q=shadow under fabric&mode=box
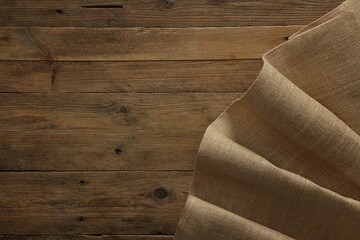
[174,0,360,239]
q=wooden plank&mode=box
[0,236,173,240]
[0,171,191,234]
[0,93,237,132]
[0,26,300,61]
[0,131,200,171]
[0,93,239,170]
[0,60,262,93]
[0,0,343,28]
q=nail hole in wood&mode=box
[79,180,85,185]
[56,9,64,14]
[285,36,290,41]
[82,5,123,9]
[115,148,122,155]
[78,216,84,221]
[153,187,168,199]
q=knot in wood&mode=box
[119,106,127,113]
[114,148,122,155]
[153,187,168,199]
[163,0,175,8]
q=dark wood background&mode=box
[0,1,342,239]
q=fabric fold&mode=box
[190,125,360,239]
[176,196,294,240]
[174,0,360,239]
[229,59,360,200]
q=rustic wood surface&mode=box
[0,26,299,61]
[0,93,239,170]
[0,0,339,239]
[0,171,191,234]
[0,236,173,240]
[0,0,342,27]
[0,60,261,93]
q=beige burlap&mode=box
[174,0,360,239]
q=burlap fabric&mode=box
[174,0,360,239]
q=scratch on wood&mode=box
[25,28,52,60]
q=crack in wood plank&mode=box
[82,5,123,9]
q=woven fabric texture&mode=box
[174,0,360,239]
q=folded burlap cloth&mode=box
[174,0,360,239]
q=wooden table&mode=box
[0,1,342,239]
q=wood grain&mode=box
[0,93,239,170]
[0,171,191,234]
[0,0,338,237]
[0,60,262,93]
[0,26,300,61]
[0,0,342,28]
[0,236,173,240]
